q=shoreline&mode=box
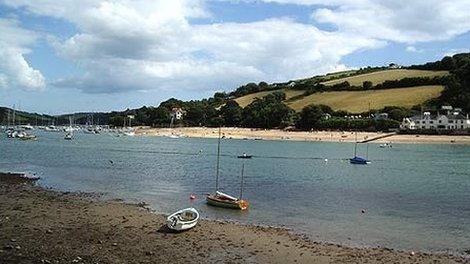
[1,173,468,263]
[135,127,470,145]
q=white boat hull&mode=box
[166,208,199,231]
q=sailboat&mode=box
[350,133,370,165]
[206,127,249,210]
[64,116,74,140]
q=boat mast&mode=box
[366,143,369,160]
[354,132,358,157]
[12,105,15,127]
[215,126,221,192]
[239,162,245,199]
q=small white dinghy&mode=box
[166,208,199,231]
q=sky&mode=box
[0,0,470,114]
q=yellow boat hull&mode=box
[206,195,249,210]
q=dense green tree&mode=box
[296,105,325,130]
[258,81,269,90]
[220,100,243,127]
[272,91,286,101]
[159,98,184,110]
[109,116,125,127]
[148,107,171,126]
[387,108,407,121]
[363,81,373,90]
[242,94,293,128]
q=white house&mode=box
[401,106,470,130]
[388,63,402,69]
[170,107,185,120]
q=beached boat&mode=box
[166,208,199,231]
[206,127,249,210]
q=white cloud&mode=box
[0,19,45,91]
[405,46,424,53]
[443,48,470,57]
[259,0,470,43]
[1,0,384,94]
[2,0,470,95]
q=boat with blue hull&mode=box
[350,156,370,164]
[350,133,370,165]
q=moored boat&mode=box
[206,127,250,210]
[237,153,252,159]
[349,156,370,164]
[206,191,249,210]
[64,132,73,140]
[166,208,199,231]
[350,133,370,165]
[379,142,392,148]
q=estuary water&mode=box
[1,131,469,255]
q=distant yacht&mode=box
[64,132,73,140]
[350,133,370,165]
[64,116,74,140]
[45,125,60,132]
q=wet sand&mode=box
[0,174,468,264]
[136,127,470,145]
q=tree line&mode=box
[409,53,470,113]
[103,90,406,132]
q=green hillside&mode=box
[233,69,448,113]
[235,89,304,108]
[286,85,444,113]
[321,69,448,86]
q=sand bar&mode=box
[136,127,470,145]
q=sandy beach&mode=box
[136,127,470,145]
[1,173,468,264]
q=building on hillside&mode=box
[400,106,470,130]
[388,63,402,69]
[170,108,186,120]
[373,113,389,120]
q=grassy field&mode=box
[321,69,448,86]
[286,85,444,113]
[235,89,304,107]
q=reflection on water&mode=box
[1,131,470,254]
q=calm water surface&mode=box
[1,131,469,255]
